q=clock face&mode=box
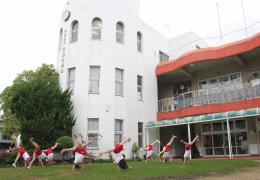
[62,10,70,22]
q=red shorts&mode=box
[18,147,26,155]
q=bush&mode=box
[0,150,19,168]
[56,136,73,150]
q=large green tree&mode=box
[0,64,75,148]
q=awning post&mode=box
[188,123,192,159]
[226,118,233,159]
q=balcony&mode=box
[158,83,260,113]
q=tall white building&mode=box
[57,0,207,157]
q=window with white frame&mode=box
[70,20,79,43]
[89,66,100,94]
[88,118,99,149]
[138,122,143,147]
[68,68,76,94]
[91,17,102,40]
[58,28,63,51]
[137,31,143,52]
[116,22,124,44]
[114,119,123,145]
[137,75,143,101]
[115,68,124,96]
[159,51,169,62]
[198,72,242,90]
[251,70,260,86]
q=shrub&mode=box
[56,136,73,151]
[0,150,19,168]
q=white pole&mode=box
[216,2,223,44]
[188,123,192,159]
[241,0,248,37]
[226,118,233,159]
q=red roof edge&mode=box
[156,32,260,76]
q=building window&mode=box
[159,51,169,62]
[58,28,63,51]
[116,22,124,44]
[251,70,260,86]
[68,68,76,94]
[137,31,143,52]
[88,118,99,149]
[138,122,143,147]
[198,72,242,90]
[89,66,100,94]
[92,17,102,40]
[115,68,124,96]
[115,119,123,145]
[137,75,143,101]
[201,119,248,156]
[70,20,79,43]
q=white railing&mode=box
[158,83,260,113]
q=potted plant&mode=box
[131,142,140,159]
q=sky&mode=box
[0,0,259,92]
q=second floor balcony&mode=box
[158,83,260,113]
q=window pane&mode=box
[58,29,63,51]
[89,80,99,93]
[92,18,102,40]
[90,66,100,78]
[89,66,100,93]
[212,122,222,131]
[116,22,124,43]
[71,32,78,43]
[219,75,229,84]
[68,68,76,93]
[88,134,98,148]
[138,122,143,133]
[138,134,143,147]
[230,73,241,83]
[92,29,101,40]
[235,120,246,129]
[202,124,211,132]
[203,135,213,147]
[159,51,169,62]
[115,82,123,96]
[137,76,142,86]
[115,134,122,144]
[213,134,223,147]
[69,68,75,80]
[115,69,123,81]
[115,120,123,132]
[88,118,99,131]
[71,21,79,43]
[198,80,207,89]
[252,71,260,79]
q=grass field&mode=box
[0,159,258,180]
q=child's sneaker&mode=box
[12,163,16,168]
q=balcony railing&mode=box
[158,83,260,113]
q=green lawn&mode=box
[0,159,258,180]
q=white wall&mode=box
[169,31,209,59]
[57,0,169,158]
[57,0,207,158]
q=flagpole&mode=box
[216,2,223,44]
[241,0,248,37]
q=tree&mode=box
[0,64,76,148]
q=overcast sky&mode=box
[0,0,259,92]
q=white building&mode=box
[57,0,207,158]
